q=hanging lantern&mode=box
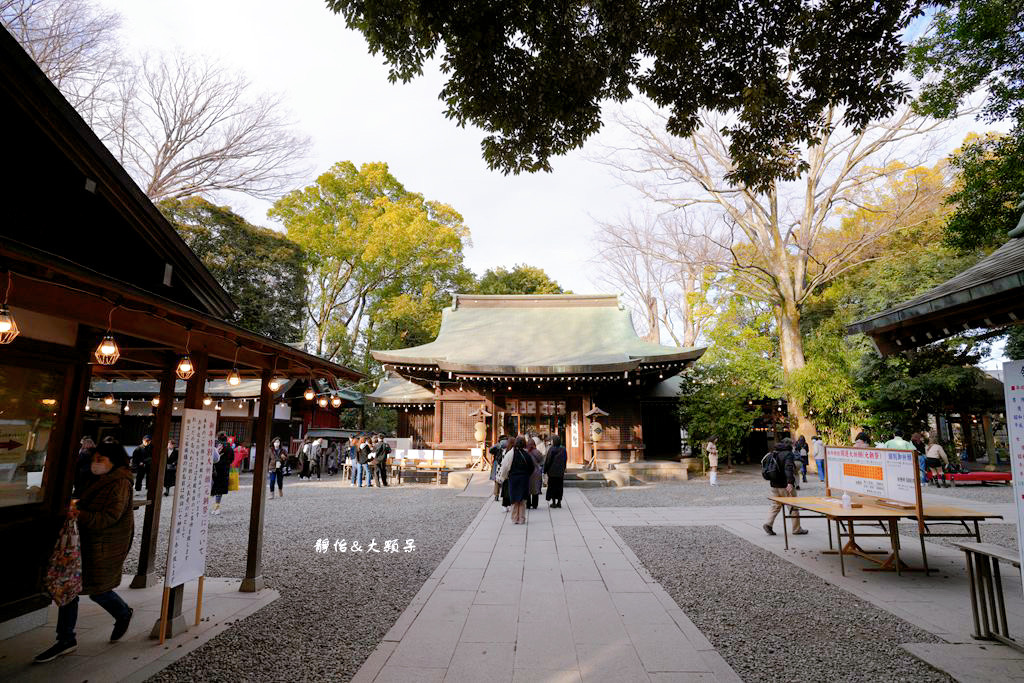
[304,386,315,401]
[176,354,195,380]
[318,396,328,408]
[0,304,19,344]
[269,377,283,392]
[103,394,115,405]
[203,396,212,406]
[123,401,130,413]
[84,402,90,411]
[151,396,160,407]
[215,401,222,411]
[331,395,342,408]
[94,334,120,365]
[227,368,241,386]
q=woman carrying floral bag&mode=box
[35,441,135,663]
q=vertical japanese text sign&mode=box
[1003,360,1024,594]
[165,408,217,587]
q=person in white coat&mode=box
[705,438,719,486]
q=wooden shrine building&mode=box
[0,27,360,636]
[368,294,706,465]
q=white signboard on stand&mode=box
[825,446,918,505]
[1003,360,1024,594]
[165,408,216,587]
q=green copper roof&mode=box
[371,294,705,374]
[365,375,436,404]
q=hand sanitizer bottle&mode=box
[841,492,851,509]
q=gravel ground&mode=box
[899,522,1019,552]
[585,466,830,507]
[616,525,950,683]
[127,473,482,683]
[921,482,1013,504]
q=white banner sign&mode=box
[570,411,580,448]
[825,446,918,505]
[165,408,216,587]
[1003,360,1024,595]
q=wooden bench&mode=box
[954,542,1023,652]
[929,471,1012,485]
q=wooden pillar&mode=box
[241,368,273,592]
[132,363,175,588]
[151,351,206,640]
[433,386,442,446]
[581,393,592,467]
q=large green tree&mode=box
[161,197,307,342]
[327,0,921,191]
[269,161,470,370]
[473,265,565,296]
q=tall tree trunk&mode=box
[776,299,816,440]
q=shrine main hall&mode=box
[367,294,706,466]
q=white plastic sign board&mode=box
[165,408,216,587]
[825,446,918,505]
[1003,359,1024,594]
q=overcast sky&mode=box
[107,0,640,295]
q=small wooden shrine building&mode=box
[367,294,705,465]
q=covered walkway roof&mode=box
[847,236,1024,354]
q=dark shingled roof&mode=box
[847,237,1024,354]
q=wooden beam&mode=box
[1,258,360,381]
[241,368,273,592]
[132,362,175,588]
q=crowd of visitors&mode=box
[487,432,568,524]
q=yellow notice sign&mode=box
[0,426,30,464]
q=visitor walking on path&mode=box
[497,436,533,524]
[811,435,826,483]
[925,437,950,487]
[794,435,809,487]
[349,438,359,484]
[911,432,928,484]
[268,437,287,498]
[131,435,152,492]
[705,437,719,486]
[36,442,135,663]
[374,434,390,486]
[543,435,568,507]
[488,436,507,502]
[164,439,178,497]
[526,436,544,509]
[211,433,231,515]
[357,436,373,487]
[763,437,806,537]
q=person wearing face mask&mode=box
[35,442,135,663]
[268,437,287,498]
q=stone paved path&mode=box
[353,488,740,682]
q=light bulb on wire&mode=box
[0,273,19,344]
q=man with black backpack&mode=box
[762,437,807,536]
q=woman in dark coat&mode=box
[526,437,545,509]
[36,441,135,663]
[544,435,568,508]
[211,433,231,515]
[497,436,533,524]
